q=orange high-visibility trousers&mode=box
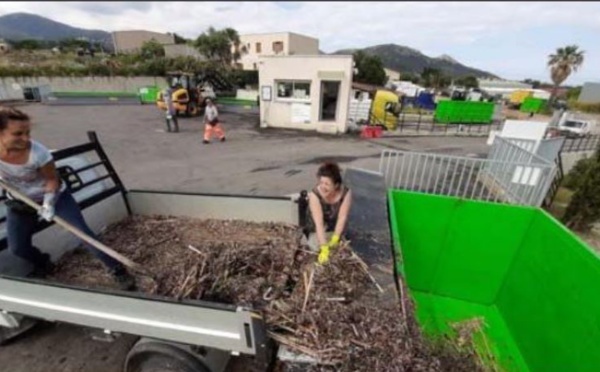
[203,122,225,142]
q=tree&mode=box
[523,78,541,89]
[399,73,421,84]
[563,146,600,232]
[12,39,41,51]
[194,26,241,67]
[548,45,584,103]
[173,33,188,45]
[352,50,387,86]
[566,86,582,101]
[140,39,165,58]
[58,38,90,51]
[421,67,450,90]
[454,75,479,89]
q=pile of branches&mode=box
[50,215,304,309]
[48,215,483,372]
[264,245,481,372]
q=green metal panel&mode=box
[388,190,600,372]
[389,191,534,304]
[434,101,494,124]
[496,211,600,372]
[413,291,529,372]
[519,97,546,113]
[139,86,159,103]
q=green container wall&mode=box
[434,101,495,124]
[519,97,546,113]
[389,190,600,372]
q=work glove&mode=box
[328,234,341,249]
[318,245,330,265]
[38,192,56,222]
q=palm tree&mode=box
[548,45,584,102]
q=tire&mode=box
[186,102,199,117]
[125,341,211,372]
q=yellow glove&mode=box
[318,245,330,265]
[328,234,340,248]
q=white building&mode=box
[111,30,175,54]
[388,81,425,97]
[478,78,533,98]
[258,55,353,134]
[237,32,319,70]
[163,44,205,60]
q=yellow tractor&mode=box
[156,72,216,117]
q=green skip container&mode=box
[388,190,600,372]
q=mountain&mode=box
[0,12,110,42]
[333,44,499,79]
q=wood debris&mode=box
[47,215,484,372]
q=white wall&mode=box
[258,55,353,134]
[348,99,372,124]
[238,32,319,70]
[0,80,24,101]
[0,76,167,94]
[236,89,259,101]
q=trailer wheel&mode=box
[125,341,211,372]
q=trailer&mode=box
[0,132,396,372]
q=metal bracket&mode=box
[0,310,21,328]
[91,329,121,343]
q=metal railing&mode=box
[393,110,503,135]
[561,134,600,153]
[378,137,556,207]
[542,155,564,208]
[501,137,537,153]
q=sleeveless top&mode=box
[306,185,349,233]
[0,140,59,202]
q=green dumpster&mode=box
[389,190,600,372]
[138,86,159,104]
[434,101,495,124]
[520,97,547,114]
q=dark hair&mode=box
[0,107,30,130]
[317,162,342,186]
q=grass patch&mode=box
[52,91,138,98]
[216,97,257,107]
[553,187,574,205]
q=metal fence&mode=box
[561,134,600,153]
[378,136,556,207]
[366,107,503,135]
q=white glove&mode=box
[39,192,56,222]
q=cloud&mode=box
[0,1,598,82]
[69,1,153,15]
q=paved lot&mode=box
[24,104,489,196]
[0,103,490,372]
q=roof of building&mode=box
[260,54,352,59]
[579,82,600,103]
[239,31,318,40]
[352,82,395,93]
[112,30,170,34]
[478,78,532,89]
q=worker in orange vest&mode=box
[203,99,225,144]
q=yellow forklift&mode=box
[156,72,216,117]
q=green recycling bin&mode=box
[389,190,600,372]
[138,86,159,104]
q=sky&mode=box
[1,1,599,85]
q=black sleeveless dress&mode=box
[306,185,349,233]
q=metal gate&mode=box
[378,136,556,207]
